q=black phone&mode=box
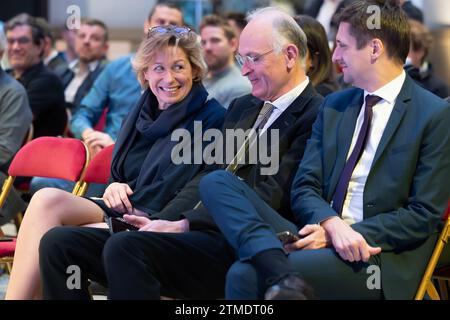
[277,231,301,245]
[107,217,139,234]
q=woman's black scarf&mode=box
[110,82,208,189]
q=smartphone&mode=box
[277,231,301,245]
[107,217,139,233]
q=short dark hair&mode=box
[5,13,45,47]
[147,1,183,24]
[224,12,247,31]
[200,14,235,41]
[334,0,410,64]
[35,17,54,45]
[80,18,109,42]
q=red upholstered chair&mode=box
[415,199,450,300]
[0,137,90,272]
[77,144,114,196]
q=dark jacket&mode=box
[110,82,225,214]
[405,64,449,99]
[11,62,66,138]
[152,82,323,230]
[291,75,450,299]
[58,59,108,113]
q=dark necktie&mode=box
[331,94,382,215]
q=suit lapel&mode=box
[235,83,317,172]
[269,83,316,135]
[329,90,364,192]
[371,76,411,167]
[233,97,262,131]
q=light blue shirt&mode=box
[70,54,141,140]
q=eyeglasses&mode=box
[148,25,192,39]
[7,36,32,46]
[235,49,274,68]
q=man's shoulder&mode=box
[229,93,261,109]
[0,71,26,95]
[324,87,361,103]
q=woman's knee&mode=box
[30,188,72,210]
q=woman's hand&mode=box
[123,215,190,233]
[103,183,134,214]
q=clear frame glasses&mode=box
[235,49,274,68]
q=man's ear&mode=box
[285,44,299,69]
[229,37,238,52]
[370,38,384,60]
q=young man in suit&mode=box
[201,0,450,300]
[37,7,323,299]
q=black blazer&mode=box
[153,82,324,230]
[13,62,66,138]
[58,59,108,113]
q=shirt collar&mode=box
[69,59,100,73]
[365,70,406,105]
[266,77,310,112]
[44,50,60,65]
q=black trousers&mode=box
[39,226,236,299]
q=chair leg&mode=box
[437,280,448,300]
[13,212,23,233]
[426,281,441,300]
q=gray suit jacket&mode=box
[0,68,32,173]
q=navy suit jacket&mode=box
[291,75,450,299]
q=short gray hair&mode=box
[247,7,307,65]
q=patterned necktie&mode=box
[227,102,276,173]
[253,102,276,131]
[331,94,382,215]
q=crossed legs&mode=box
[5,188,104,299]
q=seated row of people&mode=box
[4,1,450,300]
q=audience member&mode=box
[59,18,109,115]
[224,11,247,41]
[36,7,323,300]
[0,27,32,226]
[6,25,225,300]
[200,14,251,108]
[5,14,66,138]
[405,19,449,98]
[35,17,68,75]
[203,0,450,300]
[29,3,184,195]
[28,19,109,195]
[294,15,338,96]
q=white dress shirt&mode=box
[341,70,406,225]
[261,77,310,133]
[65,60,99,103]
